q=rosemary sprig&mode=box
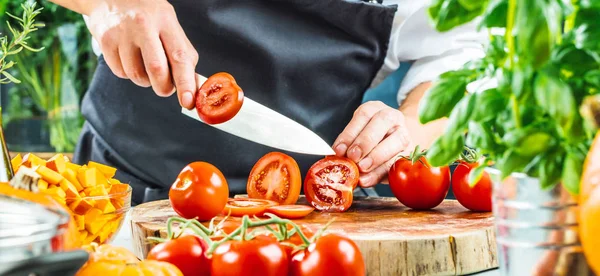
[0,0,45,84]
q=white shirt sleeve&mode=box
[376,0,487,106]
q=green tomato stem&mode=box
[506,0,517,70]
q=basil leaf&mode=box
[534,68,577,133]
[467,162,488,188]
[584,69,600,88]
[445,93,476,134]
[466,121,499,151]
[511,66,533,100]
[418,70,470,124]
[538,151,564,190]
[478,0,507,29]
[562,150,584,195]
[515,0,561,69]
[471,88,507,122]
[458,0,485,11]
[428,0,486,32]
[503,128,555,157]
[570,8,600,51]
[552,44,599,76]
[496,150,535,179]
[426,134,465,167]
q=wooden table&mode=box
[131,196,498,276]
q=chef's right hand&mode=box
[86,0,199,109]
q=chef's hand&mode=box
[333,101,411,188]
[86,0,199,109]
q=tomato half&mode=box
[146,235,211,276]
[289,233,365,276]
[211,235,288,276]
[265,205,314,219]
[304,156,359,212]
[247,152,302,205]
[388,156,450,210]
[169,162,229,221]
[222,198,278,217]
[195,72,244,124]
[451,161,492,212]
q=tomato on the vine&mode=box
[222,198,278,217]
[388,152,450,210]
[451,161,492,212]
[304,156,359,212]
[211,235,288,276]
[196,72,244,124]
[146,235,211,276]
[169,162,229,221]
[247,152,302,205]
[289,233,365,276]
[265,205,314,219]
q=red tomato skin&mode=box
[169,162,229,221]
[146,235,211,276]
[211,236,288,276]
[196,72,244,125]
[289,233,365,276]
[388,157,451,210]
[451,162,493,212]
[304,156,359,212]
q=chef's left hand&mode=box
[333,101,411,188]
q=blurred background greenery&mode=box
[0,0,96,153]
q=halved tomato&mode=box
[195,72,244,124]
[222,198,278,217]
[247,152,302,205]
[304,156,359,212]
[265,205,314,219]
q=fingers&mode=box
[333,101,388,156]
[160,23,199,109]
[358,158,396,188]
[99,35,127,79]
[139,33,175,96]
[358,127,409,173]
[349,109,406,167]
[119,45,151,87]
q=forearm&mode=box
[47,0,97,15]
[399,82,448,152]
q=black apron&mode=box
[73,0,397,205]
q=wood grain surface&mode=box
[131,196,498,276]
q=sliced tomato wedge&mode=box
[195,72,244,124]
[222,198,278,217]
[304,156,359,212]
[247,152,302,205]
[265,205,315,219]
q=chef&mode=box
[48,0,485,205]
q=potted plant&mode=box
[420,0,599,274]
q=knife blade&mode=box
[181,75,336,156]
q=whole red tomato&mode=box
[289,233,365,276]
[169,162,229,221]
[451,161,492,212]
[146,235,211,276]
[211,236,288,276]
[388,156,450,210]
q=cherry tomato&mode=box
[388,156,450,210]
[147,235,211,276]
[451,161,492,212]
[169,162,229,221]
[196,72,244,124]
[304,156,359,212]
[211,235,288,276]
[222,198,278,217]
[247,152,302,205]
[265,205,315,219]
[289,233,365,276]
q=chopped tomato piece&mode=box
[247,152,302,205]
[222,198,278,217]
[195,72,244,124]
[265,205,314,219]
[304,156,359,212]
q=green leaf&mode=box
[562,150,585,195]
[465,121,499,151]
[478,0,507,29]
[1,71,20,84]
[584,69,600,88]
[515,0,561,69]
[503,127,555,157]
[569,8,600,51]
[428,0,487,32]
[467,162,488,188]
[2,61,14,70]
[538,151,564,190]
[496,150,534,179]
[445,93,476,134]
[471,88,507,122]
[552,44,600,76]
[418,70,470,124]
[425,134,465,167]
[511,65,534,100]
[534,68,577,133]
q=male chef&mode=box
[48,0,485,204]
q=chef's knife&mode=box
[181,74,336,156]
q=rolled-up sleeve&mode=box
[379,1,487,106]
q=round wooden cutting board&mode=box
[130,196,497,276]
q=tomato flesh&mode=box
[222,198,278,217]
[247,152,302,205]
[169,162,229,221]
[211,235,288,276]
[146,235,211,276]
[388,156,450,210]
[451,161,492,212]
[196,72,244,124]
[265,205,314,219]
[289,233,365,276]
[304,156,359,212]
